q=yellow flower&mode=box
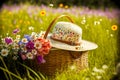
[19,20,23,24]
[27,21,30,25]
[8,11,12,15]
[16,25,19,28]
[111,25,118,31]
[40,10,46,16]
[64,5,69,9]
[59,3,63,8]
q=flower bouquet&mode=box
[0,28,51,64]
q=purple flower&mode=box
[13,28,20,34]
[37,55,46,64]
[26,41,34,52]
[18,41,22,45]
[5,37,13,45]
[24,35,31,41]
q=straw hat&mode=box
[47,21,98,51]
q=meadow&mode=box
[0,4,119,80]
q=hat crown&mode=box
[51,22,82,45]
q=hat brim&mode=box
[47,34,98,51]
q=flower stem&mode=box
[0,56,12,80]
[0,66,23,80]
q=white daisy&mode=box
[83,16,86,19]
[94,21,100,25]
[38,31,45,38]
[28,26,34,31]
[94,21,97,25]
[16,35,20,39]
[21,38,28,43]
[102,65,108,69]
[1,49,9,57]
[110,34,114,37]
[1,38,5,43]
[96,75,102,80]
[98,69,105,73]
[13,56,18,60]
[14,39,20,43]
[85,78,90,80]
[6,33,9,36]
[31,32,37,40]
[106,30,109,33]
[70,65,76,70]
[21,47,27,53]
[49,4,54,7]
[81,19,86,24]
[93,67,104,73]
[32,49,37,55]
[97,21,100,25]
[93,67,100,72]
[99,19,102,21]
[34,41,42,49]
[26,52,33,59]
[91,72,96,76]
[13,43,19,49]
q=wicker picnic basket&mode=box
[33,15,89,76]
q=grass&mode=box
[0,4,119,80]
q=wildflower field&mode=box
[0,4,119,80]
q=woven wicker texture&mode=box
[34,49,88,76]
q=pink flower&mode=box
[13,28,20,34]
[5,37,13,45]
[21,54,27,60]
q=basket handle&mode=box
[44,15,74,39]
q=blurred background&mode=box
[0,0,120,9]
[0,0,120,80]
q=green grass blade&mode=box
[0,66,23,80]
[38,72,46,80]
[0,65,9,80]
[15,68,21,77]
[26,69,34,80]
[0,56,12,80]
[18,62,41,80]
